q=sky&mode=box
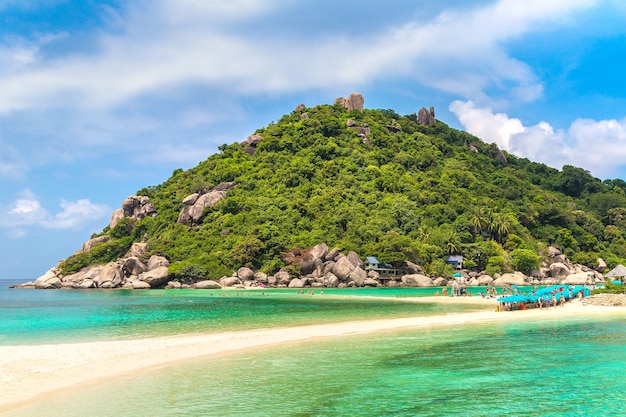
[2,0,626,279]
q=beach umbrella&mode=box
[452,272,463,277]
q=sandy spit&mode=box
[0,299,623,412]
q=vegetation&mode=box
[59,103,626,279]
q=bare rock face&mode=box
[109,195,158,229]
[596,258,607,272]
[417,106,436,125]
[347,251,363,268]
[334,93,364,111]
[81,236,110,253]
[96,262,124,288]
[478,275,494,286]
[177,182,236,225]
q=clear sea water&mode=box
[1,280,624,416]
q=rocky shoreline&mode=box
[15,241,607,291]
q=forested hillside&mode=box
[60,100,626,280]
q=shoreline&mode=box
[1,300,624,412]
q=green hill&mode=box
[59,99,626,281]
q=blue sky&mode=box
[2,0,626,279]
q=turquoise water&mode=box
[1,280,624,416]
[0,282,480,345]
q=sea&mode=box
[1,279,624,417]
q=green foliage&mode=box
[485,255,507,276]
[509,249,541,275]
[62,103,626,276]
[170,263,208,284]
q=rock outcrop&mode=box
[417,106,436,125]
[177,182,236,225]
[109,195,157,229]
[334,93,364,111]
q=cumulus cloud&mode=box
[0,0,602,172]
[450,100,626,179]
[0,0,596,112]
[1,189,109,234]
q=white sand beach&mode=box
[0,299,623,412]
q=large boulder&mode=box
[237,267,255,281]
[348,266,367,287]
[132,281,151,289]
[549,262,571,279]
[96,263,124,288]
[492,273,526,287]
[219,276,242,287]
[563,272,593,285]
[346,251,363,268]
[81,236,110,253]
[147,255,170,270]
[332,257,355,280]
[596,258,607,273]
[477,275,494,286]
[401,274,434,287]
[122,257,148,276]
[433,277,448,286]
[324,273,339,288]
[138,266,170,288]
[194,280,222,289]
[274,269,291,285]
[129,242,148,258]
[34,268,61,289]
[288,278,305,288]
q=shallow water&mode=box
[0,283,481,345]
[3,315,624,417]
[1,281,624,416]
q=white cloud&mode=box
[450,100,626,179]
[1,189,109,234]
[0,0,597,113]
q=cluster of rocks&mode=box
[177,182,236,226]
[21,243,171,290]
[109,195,157,229]
[582,294,625,307]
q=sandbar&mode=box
[0,299,623,412]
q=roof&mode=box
[606,264,626,278]
[365,256,379,264]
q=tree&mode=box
[510,249,541,275]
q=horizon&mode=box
[2,0,626,279]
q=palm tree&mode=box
[469,206,489,236]
[490,212,514,243]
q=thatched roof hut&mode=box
[605,264,626,279]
